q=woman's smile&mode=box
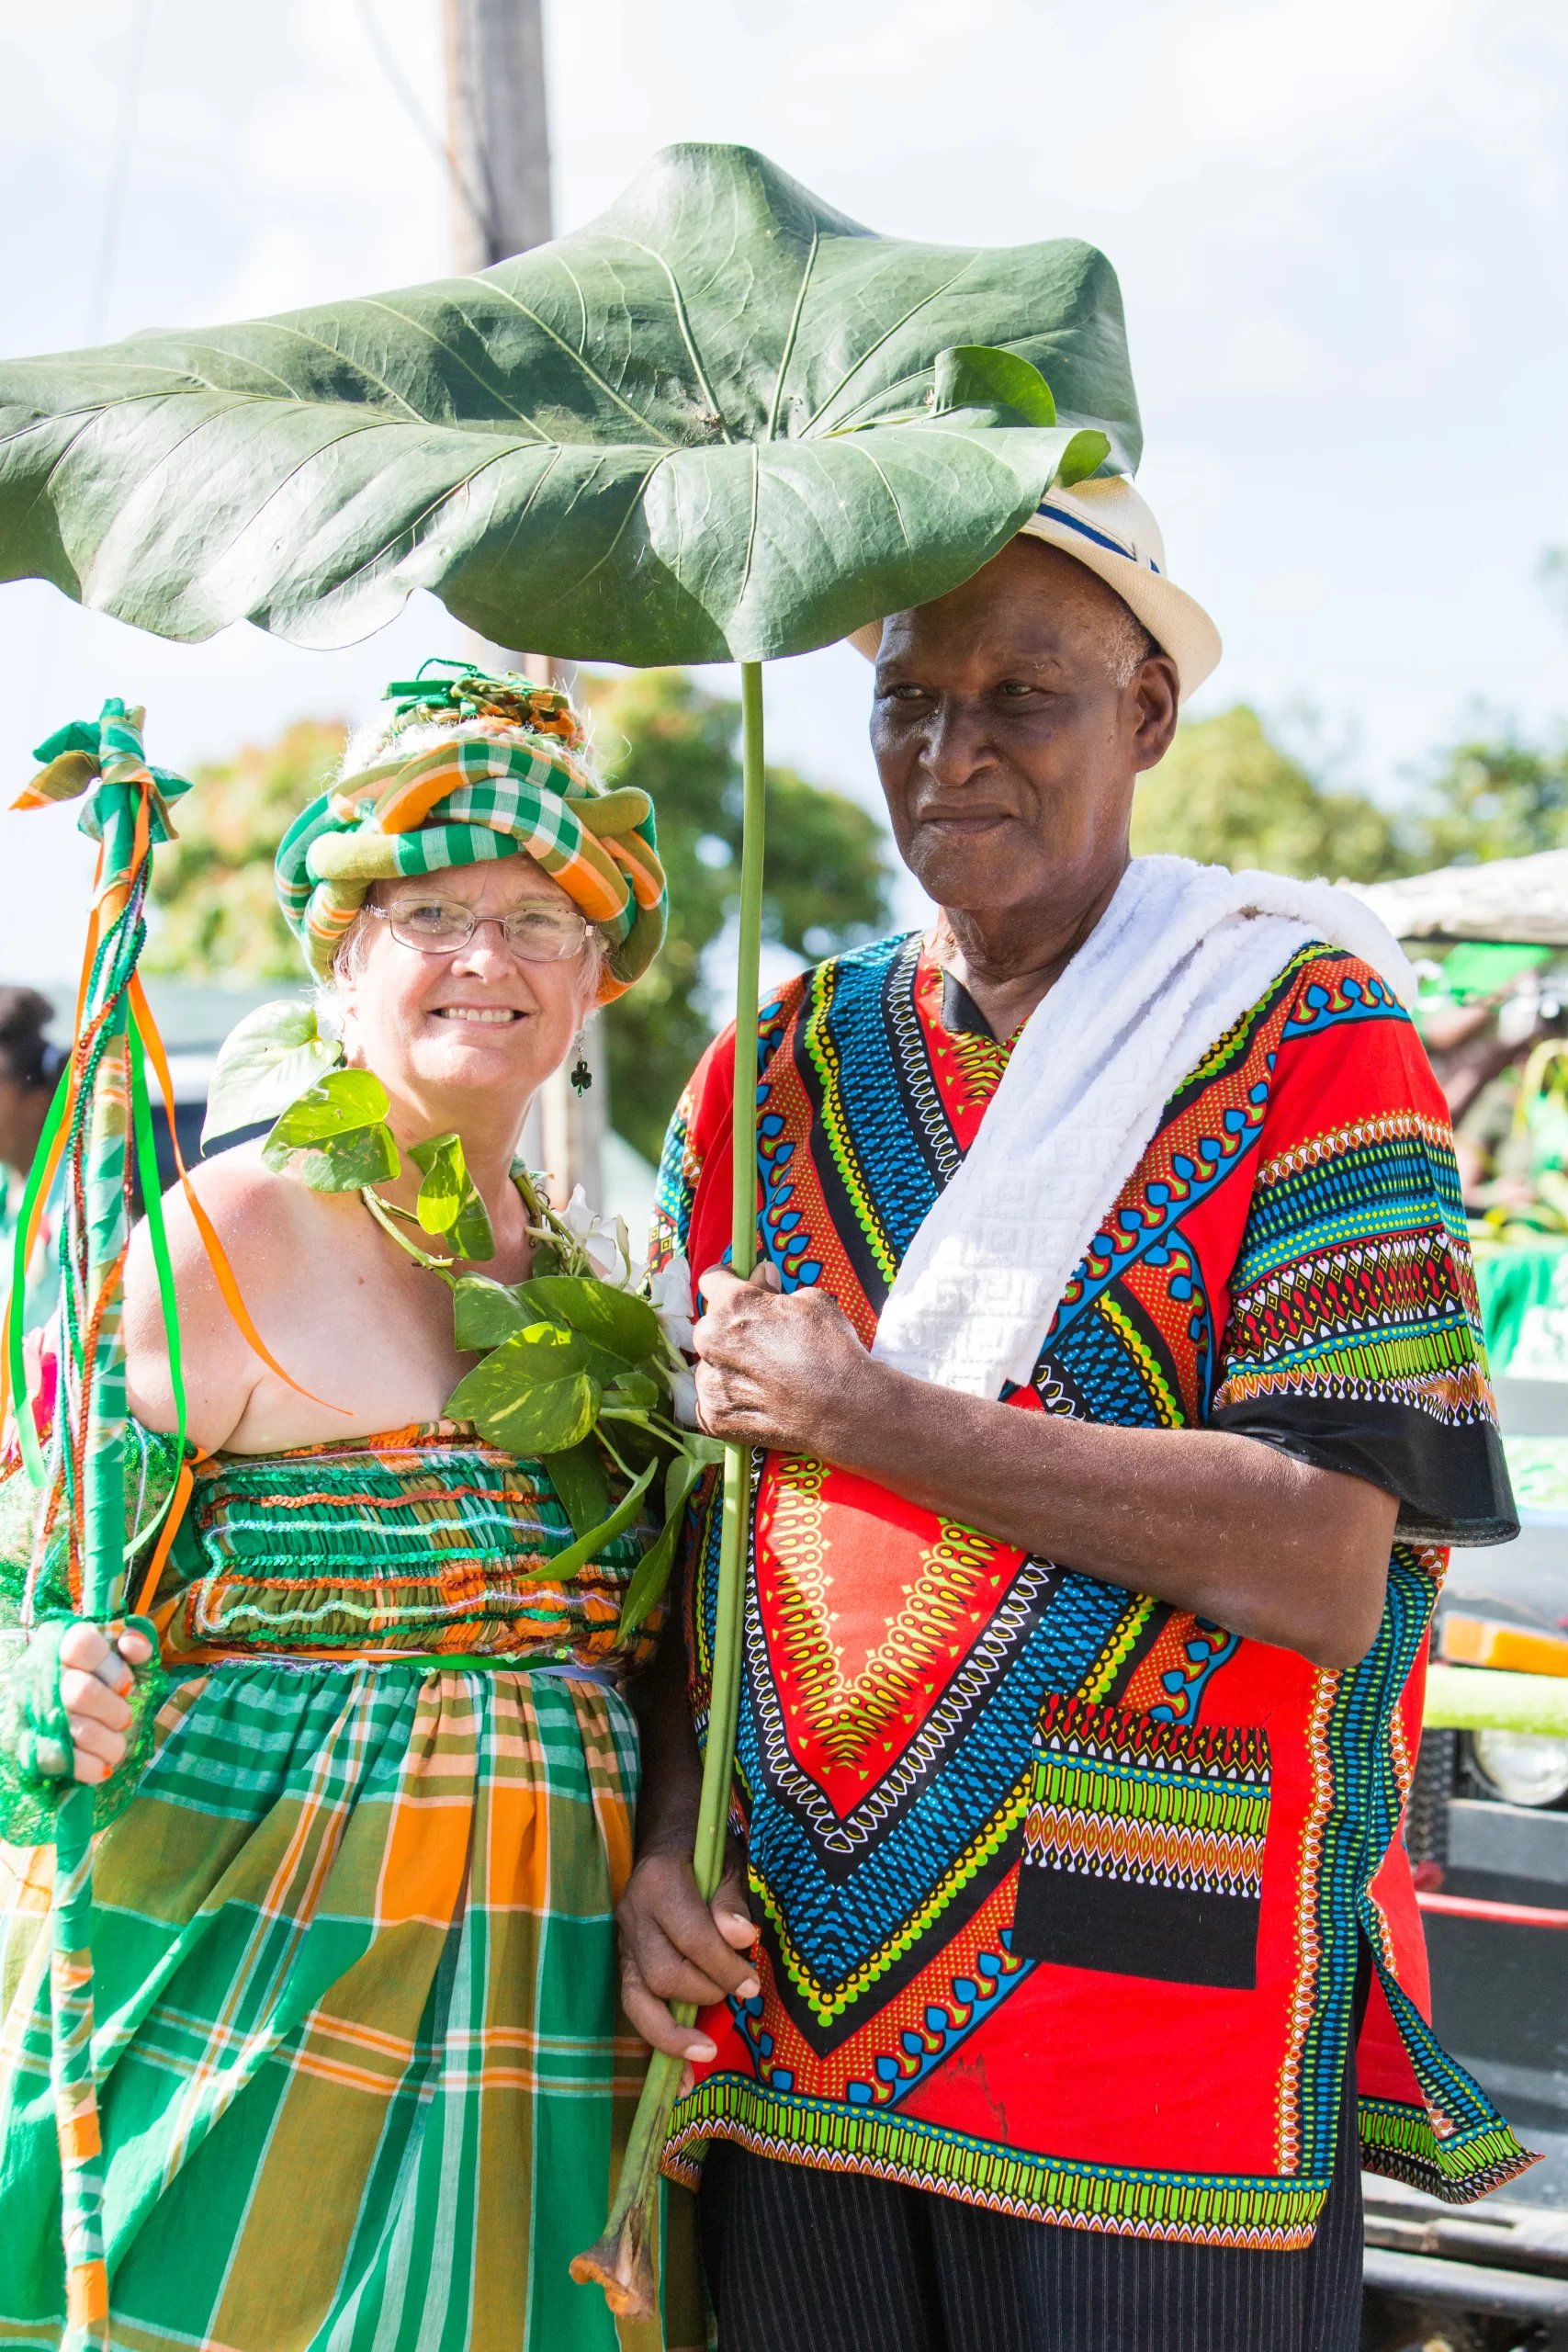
[430,1004,527,1024]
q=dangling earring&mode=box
[570,1028,592,1095]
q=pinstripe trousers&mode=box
[697,2062,1365,2352]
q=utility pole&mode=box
[443,0,605,1212]
[442,0,550,271]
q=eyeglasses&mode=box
[367,898,592,962]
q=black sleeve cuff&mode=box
[1209,1398,1519,1548]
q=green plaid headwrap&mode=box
[275,671,666,998]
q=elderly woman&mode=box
[0,671,690,2352]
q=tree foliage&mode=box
[590,671,892,1162]
[1134,705,1568,883]
[1131,706,1409,882]
[145,719,345,982]
[1408,732,1568,868]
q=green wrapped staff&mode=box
[4,703,192,2349]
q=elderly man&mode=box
[621,477,1528,2352]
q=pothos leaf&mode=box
[541,1438,613,1544]
[932,345,1058,428]
[519,1275,662,1364]
[287,1126,401,1193]
[452,1275,529,1351]
[542,1459,660,1587]
[618,1456,707,1642]
[202,998,341,1147]
[410,1131,495,1261]
[262,1067,400,1188]
[262,1067,391,1149]
[446,1355,600,1453]
[462,1321,636,1395]
[0,144,1137,665]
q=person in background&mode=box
[0,987,63,1335]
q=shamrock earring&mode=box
[570,1030,592,1095]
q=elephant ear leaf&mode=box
[202,1000,341,1147]
[0,143,1140,666]
[261,1068,399,1191]
[410,1133,495,1261]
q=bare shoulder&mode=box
[134,1142,338,1279]
[123,1146,355,1446]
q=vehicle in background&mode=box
[1351,859,1568,2350]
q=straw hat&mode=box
[850,474,1221,703]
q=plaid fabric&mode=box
[0,1427,700,2348]
[275,731,667,1000]
[0,1659,701,2352]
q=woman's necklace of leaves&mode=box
[254,1057,719,1637]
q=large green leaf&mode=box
[202,999,340,1148]
[0,145,1138,664]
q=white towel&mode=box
[869,854,1418,1399]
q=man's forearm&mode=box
[628,1586,705,1858]
[812,1359,1396,1668]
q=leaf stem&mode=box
[593,1420,637,1484]
[358,1186,459,1285]
[574,662,768,2319]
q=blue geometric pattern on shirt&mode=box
[758,934,945,1306]
[735,1563,1134,2015]
[739,1588,1043,2000]
[1045,1116,1269,1351]
[1234,1128,1471,1291]
[1280,966,1408,1042]
[1034,1569,1145,1689]
[1047,1300,1179,1429]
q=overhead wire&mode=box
[350,0,492,255]
[85,0,154,344]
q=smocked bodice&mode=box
[152,1421,657,1678]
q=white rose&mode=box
[671,1367,700,1428]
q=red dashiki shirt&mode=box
[650,932,1531,2247]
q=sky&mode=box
[1,0,1565,983]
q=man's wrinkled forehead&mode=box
[874,539,1128,680]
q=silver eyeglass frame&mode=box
[364,899,592,964]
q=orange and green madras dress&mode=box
[0,1416,698,2352]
